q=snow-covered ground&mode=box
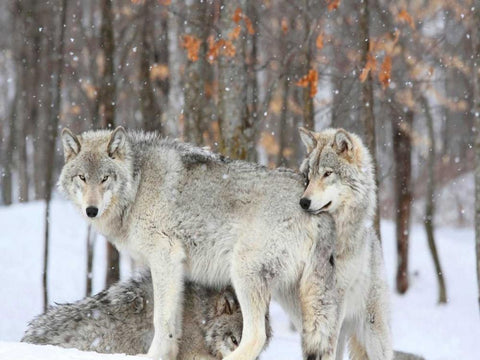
[0,199,477,359]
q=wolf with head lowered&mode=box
[298,127,393,360]
[58,127,337,360]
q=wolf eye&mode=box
[230,335,238,346]
[78,175,86,182]
[323,171,332,178]
[102,175,109,183]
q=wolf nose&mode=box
[299,198,311,210]
[86,206,99,218]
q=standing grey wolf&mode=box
[298,127,393,360]
[22,271,271,359]
[58,127,337,360]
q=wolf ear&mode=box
[107,126,127,159]
[61,128,81,162]
[298,127,317,153]
[333,129,353,156]
[215,293,237,316]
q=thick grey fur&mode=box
[22,271,271,359]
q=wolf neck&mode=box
[333,195,374,256]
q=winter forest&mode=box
[0,0,479,359]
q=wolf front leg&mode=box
[223,264,271,360]
[299,254,338,360]
[146,239,186,360]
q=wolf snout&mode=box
[86,206,99,218]
[299,198,311,210]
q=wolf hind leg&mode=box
[146,239,186,360]
[349,299,393,360]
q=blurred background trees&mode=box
[0,0,477,306]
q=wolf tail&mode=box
[21,271,154,355]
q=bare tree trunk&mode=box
[85,225,95,297]
[13,0,30,203]
[301,1,314,131]
[472,0,480,313]
[100,0,116,130]
[183,0,211,145]
[139,0,163,132]
[100,0,120,288]
[393,111,413,294]
[217,0,250,159]
[43,0,68,311]
[421,95,447,304]
[359,0,381,240]
[277,73,290,167]
[2,94,16,205]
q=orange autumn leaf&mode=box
[316,33,324,50]
[281,17,288,34]
[222,40,236,57]
[327,0,340,11]
[244,16,255,35]
[207,39,236,62]
[150,63,169,81]
[398,9,415,29]
[378,55,392,88]
[158,0,171,5]
[182,35,201,62]
[229,25,242,40]
[359,52,377,82]
[233,7,243,23]
[296,69,318,98]
[232,7,254,35]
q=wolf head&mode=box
[204,289,243,359]
[58,126,135,220]
[204,287,271,359]
[298,127,376,220]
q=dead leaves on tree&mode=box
[327,0,341,11]
[182,7,255,63]
[182,35,201,62]
[296,69,318,98]
[232,7,255,35]
[397,8,415,29]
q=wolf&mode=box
[58,127,338,360]
[298,127,392,360]
[22,271,271,359]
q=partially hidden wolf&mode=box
[22,271,271,359]
[298,127,392,360]
[58,127,337,360]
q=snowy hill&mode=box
[0,199,478,359]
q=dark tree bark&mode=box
[359,0,381,240]
[183,0,212,145]
[472,0,480,313]
[12,0,30,203]
[217,0,248,158]
[301,0,314,131]
[1,94,16,206]
[99,0,120,288]
[139,0,163,133]
[393,111,413,294]
[86,225,95,297]
[421,95,447,304]
[43,0,68,311]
